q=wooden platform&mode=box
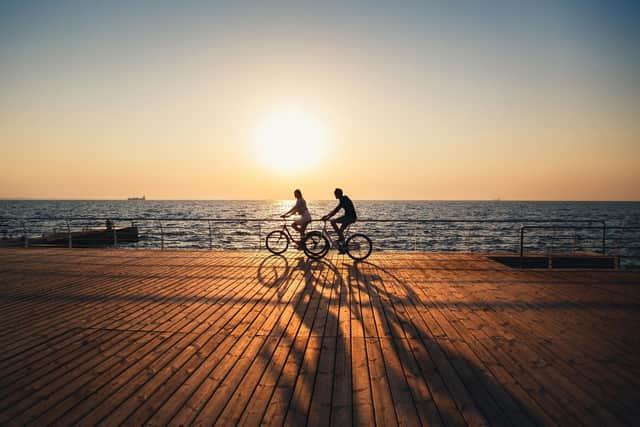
[0,249,639,426]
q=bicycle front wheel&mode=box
[266,230,289,255]
[303,231,330,259]
[345,233,372,261]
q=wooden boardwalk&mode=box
[0,249,639,426]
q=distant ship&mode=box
[127,195,146,201]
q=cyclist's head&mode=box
[294,189,302,199]
[334,188,343,198]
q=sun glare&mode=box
[253,108,326,173]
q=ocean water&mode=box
[1,200,639,265]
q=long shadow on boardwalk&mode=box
[252,255,636,426]
[0,251,637,425]
[252,256,548,426]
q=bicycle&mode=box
[302,220,372,261]
[265,219,328,258]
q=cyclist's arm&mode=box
[283,199,304,217]
[282,206,296,218]
[323,202,342,220]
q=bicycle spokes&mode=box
[302,231,329,259]
[345,233,372,261]
[266,230,289,255]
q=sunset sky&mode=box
[1,0,639,200]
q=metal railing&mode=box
[1,217,639,268]
[520,224,607,257]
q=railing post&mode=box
[22,221,28,248]
[618,227,628,269]
[466,228,471,252]
[602,221,606,254]
[258,222,262,250]
[159,220,164,250]
[413,224,418,251]
[519,226,525,268]
[208,220,213,250]
[67,219,72,248]
[112,219,118,247]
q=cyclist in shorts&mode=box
[322,188,357,251]
[281,189,312,247]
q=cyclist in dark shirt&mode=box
[322,188,357,248]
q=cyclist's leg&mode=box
[300,220,310,237]
[330,218,340,235]
[332,216,345,239]
[338,218,356,242]
[292,218,307,248]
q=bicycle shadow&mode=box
[346,260,552,425]
[257,255,290,289]
[247,253,349,424]
[245,245,640,426]
[251,253,558,425]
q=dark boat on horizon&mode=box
[0,226,139,247]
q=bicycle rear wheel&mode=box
[345,233,372,261]
[266,230,289,255]
[303,231,330,259]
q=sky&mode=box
[1,0,639,200]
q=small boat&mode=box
[128,195,146,201]
[0,226,139,247]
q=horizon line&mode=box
[2,198,640,203]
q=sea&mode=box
[1,200,639,266]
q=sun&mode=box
[253,108,327,173]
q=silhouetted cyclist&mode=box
[281,189,312,247]
[322,188,357,251]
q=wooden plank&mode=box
[329,255,353,427]
[408,255,629,425]
[236,259,336,425]
[0,256,247,395]
[406,257,567,425]
[304,259,341,426]
[346,257,375,426]
[94,257,283,425]
[0,255,207,358]
[0,249,638,426]
[181,258,314,424]
[276,259,335,426]
[441,264,632,424]
[39,270,255,425]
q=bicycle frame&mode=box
[267,219,370,260]
[278,220,302,244]
[318,220,352,248]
